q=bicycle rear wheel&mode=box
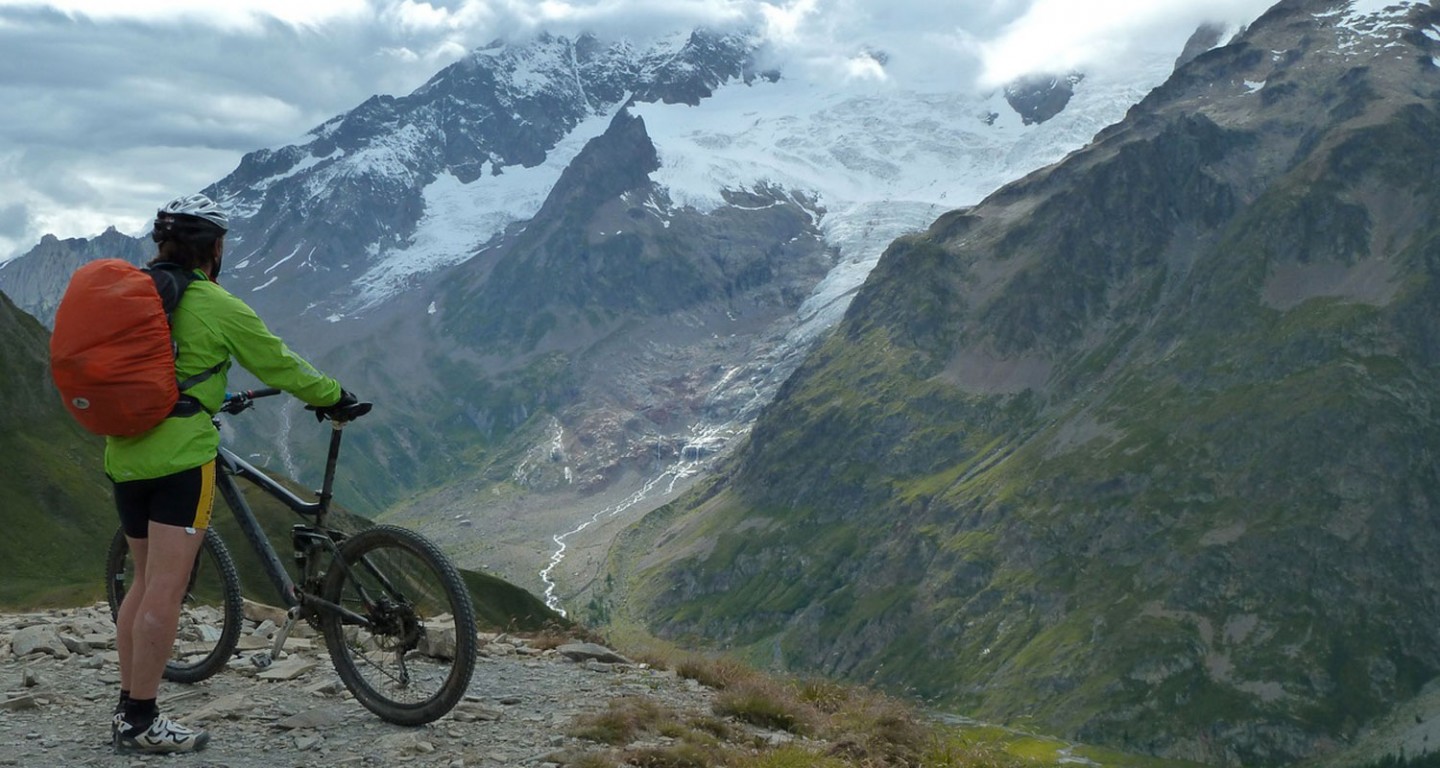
[105,526,243,684]
[319,525,477,726]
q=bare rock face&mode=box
[1003,72,1084,125]
[0,228,149,326]
[1174,22,1232,71]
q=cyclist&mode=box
[107,193,357,754]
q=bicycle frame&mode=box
[212,420,365,624]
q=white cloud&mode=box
[843,53,887,82]
[979,0,1275,85]
[0,0,372,30]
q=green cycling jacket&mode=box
[104,271,341,482]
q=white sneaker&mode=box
[114,716,210,753]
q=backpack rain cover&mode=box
[50,259,188,437]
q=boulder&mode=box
[556,643,632,665]
[10,625,69,659]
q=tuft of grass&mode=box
[567,751,621,768]
[569,697,666,745]
[917,732,1033,768]
[674,654,754,690]
[714,679,816,735]
[563,641,1192,767]
[623,742,719,768]
[793,677,852,714]
[728,745,853,768]
[686,714,734,741]
[520,620,608,651]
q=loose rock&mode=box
[0,603,725,768]
[557,642,633,665]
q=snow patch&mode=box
[351,103,628,306]
[427,301,437,315]
[351,124,429,183]
[632,53,1176,341]
[252,276,278,292]
[1244,80,1267,93]
[1425,25,1440,40]
[263,245,301,275]
[1326,0,1428,50]
[258,147,339,192]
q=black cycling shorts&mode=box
[113,460,216,539]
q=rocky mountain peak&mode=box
[1174,22,1234,70]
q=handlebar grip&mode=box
[226,387,282,401]
[220,388,285,414]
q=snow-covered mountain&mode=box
[0,25,1213,602]
[205,28,1183,333]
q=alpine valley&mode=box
[0,25,1186,609]
[3,0,1439,764]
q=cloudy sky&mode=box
[0,0,1279,263]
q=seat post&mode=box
[317,422,346,519]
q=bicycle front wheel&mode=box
[105,526,243,684]
[320,525,477,726]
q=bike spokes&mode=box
[320,526,476,725]
[104,527,243,684]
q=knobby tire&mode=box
[104,526,243,684]
[319,525,477,726]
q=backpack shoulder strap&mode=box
[144,263,198,319]
[143,263,225,408]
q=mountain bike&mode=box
[103,389,478,726]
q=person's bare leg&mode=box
[126,522,204,700]
[115,536,149,695]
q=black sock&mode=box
[115,690,131,715]
[122,698,158,733]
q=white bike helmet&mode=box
[152,193,228,242]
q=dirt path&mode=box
[0,604,721,768]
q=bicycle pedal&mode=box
[251,652,273,669]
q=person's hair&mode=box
[150,233,220,271]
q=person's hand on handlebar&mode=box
[306,388,371,423]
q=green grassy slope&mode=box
[604,8,1440,764]
[0,290,113,607]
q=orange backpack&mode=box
[49,260,219,437]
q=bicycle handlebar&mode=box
[219,388,283,415]
[221,388,372,423]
